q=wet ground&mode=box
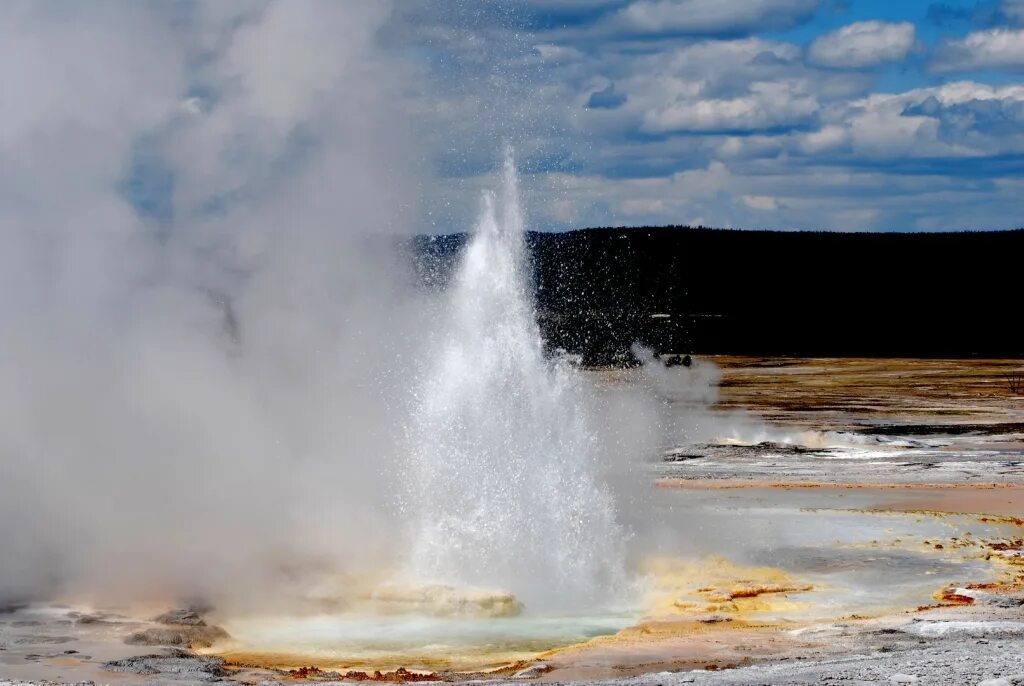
[526,357,1024,684]
[2,357,1022,684]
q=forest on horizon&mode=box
[412,226,1024,363]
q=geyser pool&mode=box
[210,151,643,671]
[212,484,1007,673]
[217,612,635,672]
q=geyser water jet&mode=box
[401,150,627,611]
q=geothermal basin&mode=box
[3,158,1023,683]
[3,359,1023,684]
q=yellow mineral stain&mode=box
[641,556,814,621]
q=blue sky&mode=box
[6,1,1024,234]
[386,0,1024,231]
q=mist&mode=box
[0,0,427,606]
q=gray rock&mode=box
[154,609,207,626]
[978,595,1024,609]
[103,649,225,680]
[512,663,551,679]
[978,676,1024,686]
[12,635,74,645]
[0,602,28,615]
[70,612,108,625]
[697,614,733,624]
[125,624,229,649]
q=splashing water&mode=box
[401,150,627,612]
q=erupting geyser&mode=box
[400,150,628,612]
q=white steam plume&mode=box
[0,0,423,607]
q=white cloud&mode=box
[841,81,1024,158]
[590,38,837,136]
[798,124,849,153]
[848,108,938,157]
[717,134,786,159]
[395,8,1024,233]
[933,27,1024,71]
[808,21,916,68]
[534,43,584,62]
[642,79,818,133]
[526,136,1024,231]
[631,36,803,86]
[742,194,779,211]
[525,80,1024,230]
[612,0,819,35]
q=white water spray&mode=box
[402,151,627,611]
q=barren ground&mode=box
[3,357,1023,685]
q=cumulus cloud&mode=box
[591,38,836,135]
[405,7,1024,231]
[522,74,1024,231]
[379,0,1024,232]
[808,20,916,68]
[642,79,819,133]
[798,124,850,153]
[611,0,819,35]
[532,162,869,230]
[843,81,1024,158]
[933,27,1024,71]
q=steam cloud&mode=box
[0,0,424,606]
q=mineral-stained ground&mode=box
[3,357,1023,685]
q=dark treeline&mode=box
[411,227,1024,364]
